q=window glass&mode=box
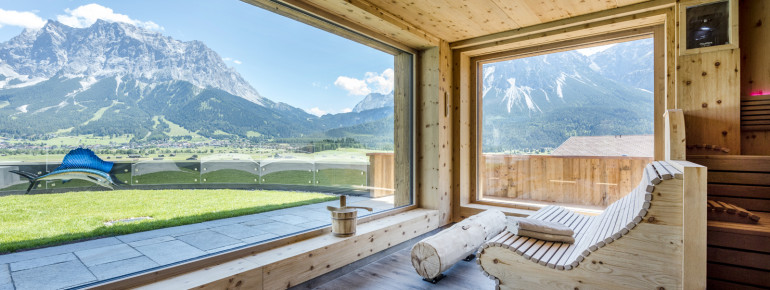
[0,0,410,286]
[479,38,654,209]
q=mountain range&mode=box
[0,20,392,143]
[0,19,653,151]
[481,39,654,152]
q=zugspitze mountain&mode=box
[0,19,263,105]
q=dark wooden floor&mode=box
[312,248,495,290]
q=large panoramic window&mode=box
[478,37,654,210]
[0,1,411,288]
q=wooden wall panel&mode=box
[480,155,651,207]
[417,42,453,226]
[452,50,471,222]
[677,49,742,155]
[739,0,770,155]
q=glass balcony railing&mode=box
[0,147,391,194]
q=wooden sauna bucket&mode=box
[330,208,358,237]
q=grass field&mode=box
[0,189,336,253]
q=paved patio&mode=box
[0,195,394,290]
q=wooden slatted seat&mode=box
[481,162,668,271]
[478,160,706,289]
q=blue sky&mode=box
[0,1,394,116]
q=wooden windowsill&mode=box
[129,208,439,290]
[459,200,603,221]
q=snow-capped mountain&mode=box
[0,19,263,104]
[352,92,394,112]
[480,39,655,151]
[589,38,654,92]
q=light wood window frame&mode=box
[451,7,674,219]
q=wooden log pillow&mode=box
[707,200,760,224]
[411,210,506,280]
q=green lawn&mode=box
[0,189,336,253]
[261,170,314,185]
[202,169,259,184]
[316,168,366,186]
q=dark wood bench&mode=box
[688,155,770,289]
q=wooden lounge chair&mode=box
[477,160,706,290]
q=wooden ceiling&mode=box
[247,0,662,51]
[312,0,653,43]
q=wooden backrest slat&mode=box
[515,237,537,255]
[645,165,662,185]
[653,161,673,179]
[510,236,531,252]
[538,242,563,266]
[588,202,618,250]
[560,212,580,229]
[491,232,515,247]
[660,161,683,179]
[522,239,547,259]
[545,208,571,224]
[528,205,556,220]
[556,210,575,225]
[606,188,636,242]
[537,207,565,223]
[546,215,587,267]
[610,189,637,241]
[561,213,603,266]
[530,241,556,263]
[500,234,520,249]
[597,196,626,248]
[499,235,520,249]
[545,242,572,268]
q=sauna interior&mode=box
[20,0,768,289]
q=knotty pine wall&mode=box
[739,0,770,155]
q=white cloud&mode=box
[0,9,46,29]
[334,68,394,96]
[341,108,352,113]
[307,107,327,117]
[57,4,163,31]
[365,68,394,94]
[222,57,242,65]
[334,76,370,96]
[576,43,616,56]
[311,81,329,90]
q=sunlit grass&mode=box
[0,189,336,253]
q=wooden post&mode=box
[665,109,686,160]
[672,160,707,290]
[366,153,395,198]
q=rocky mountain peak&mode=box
[0,19,264,105]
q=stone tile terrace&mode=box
[0,195,394,290]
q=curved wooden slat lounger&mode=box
[478,161,707,290]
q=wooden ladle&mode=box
[326,195,374,212]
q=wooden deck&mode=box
[310,247,494,290]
